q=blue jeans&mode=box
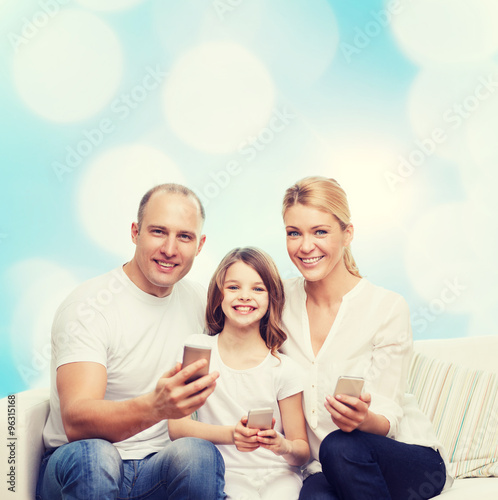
[36,438,226,500]
[299,430,446,500]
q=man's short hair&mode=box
[137,183,205,231]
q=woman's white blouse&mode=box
[281,277,449,479]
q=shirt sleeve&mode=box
[52,300,110,369]
[276,355,305,401]
[366,294,413,439]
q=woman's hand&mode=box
[325,392,371,433]
[233,417,260,452]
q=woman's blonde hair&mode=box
[206,247,287,356]
[282,176,361,278]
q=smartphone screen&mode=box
[182,344,211,384]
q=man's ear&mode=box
[196,234,206,256]
[131,222,139,244]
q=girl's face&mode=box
[284,203,353,283]
[221,261,269,331]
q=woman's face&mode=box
[284,203,353,282]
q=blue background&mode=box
[2,0,498,397]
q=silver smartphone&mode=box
[182,344,211,384]
[333,376,364,408]
[247,407,273,430]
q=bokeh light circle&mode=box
[163,42,275,154]
[405,203,488,314]
[391,0,498,65]
[9,260,79,389]
[13,9,123,122]
[407,63,498,164]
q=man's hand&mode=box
[58,360,218,444]
[148,360,219,421]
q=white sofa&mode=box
[1,336,497,499]
[1,387,50,499]
[410,335,498,499]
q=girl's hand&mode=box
[256,419,291,456]
[325,392,371,433]
[233,417,260,452]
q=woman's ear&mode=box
[343,223,354,247]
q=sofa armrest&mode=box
[1,388,50,500]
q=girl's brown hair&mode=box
[206,247,287,356]
[282,176,361,278]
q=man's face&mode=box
[128,192,206,297]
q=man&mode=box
[37,184,225,499]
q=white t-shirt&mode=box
[179,333,304,474]
[281,277,451,487]
[42,267,206,460]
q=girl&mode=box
[168,247,310,500]
[280,176,451,500]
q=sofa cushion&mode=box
[408,352,498,478]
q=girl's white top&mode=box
[178,333,304,474]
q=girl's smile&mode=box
[233,305,256,313]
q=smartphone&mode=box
[182,344,211,384]
[333,376,364,408]
[247,407,273,430]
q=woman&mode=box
[280,176,451,500]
